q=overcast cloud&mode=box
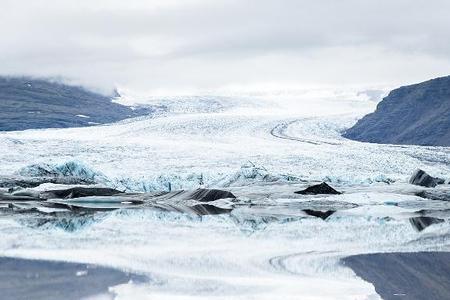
[1,0,450,94]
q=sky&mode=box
[1,0,450,94]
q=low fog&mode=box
[1,0,450,94]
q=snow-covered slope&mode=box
[1,90,449,190]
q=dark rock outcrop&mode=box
[0,187,236,216]
[409,216,444,231]
[415,189,450,201]
[41,187,123,199]
[295,182,342,195]
[0,76,153,131]
[302,209,335,220]
[409,169,443,188]
[188,188,236,202]
[344,76,450,146]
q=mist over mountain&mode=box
[344,76,450,146]
[0,76,151,131]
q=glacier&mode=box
[0,89,449,299]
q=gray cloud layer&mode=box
[1,0,449,93]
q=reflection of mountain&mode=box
[0,77,151,131]
[344,76,450,146]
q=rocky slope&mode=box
[0,76,151,131]
[344,76,450,146]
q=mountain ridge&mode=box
[344,76,450,146]
[0,76,151,131]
